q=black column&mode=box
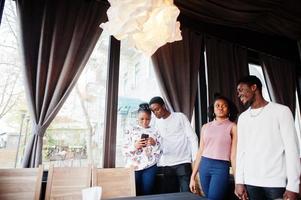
[103,36,120,168]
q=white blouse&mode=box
[122,125,161,171]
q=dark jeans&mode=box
[160,163,192,193]
[246,185,286,200]
[199,156,230,200]
[135,165,158,196]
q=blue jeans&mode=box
[135,165,157,195]
[199,156,230,200]
[246,185,286,200]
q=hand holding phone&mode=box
[141,134,149,140]
[140,134,149,147]
[134,134,149,149]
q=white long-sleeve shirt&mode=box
[154,112,198,167]
[236,102,300,193]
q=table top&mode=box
[108,192,206,200]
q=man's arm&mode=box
[235,117,248,200]
[279,106,300,193]
[181,113,198,161]
[235,117,245,184]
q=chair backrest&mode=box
[92,167,136,199]
[45,165,92,200]
[0,165,43,200]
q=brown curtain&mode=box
[205,36,249,112]
[298,77,301,102]
[0,0,5,25]
[151,27,203,120]
[175,0,301,40]
[297,40,301,62]
[298,41,301,103]
[260,55,296,113]
[16,0,108,167]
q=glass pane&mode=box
[116,44,161,167]
[0,0,30,168]
[43,33,109,168]
[295,92,301,155]
[248,64,271,101]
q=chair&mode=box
[92,167,136,199]
[45,165,92,200]
[0,165,43,200]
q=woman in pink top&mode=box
[190,95,238,200]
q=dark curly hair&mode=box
[237,75,262,91]
[149,96,165,106]
[208,95,238,122]
[138,103,151,115]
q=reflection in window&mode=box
[116,44,161,167]
[43,33,109,168]
[248,64,271,101]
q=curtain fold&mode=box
[175,0,301,40]
[17,0,108,167]
[205,36,249,112]
[151,27,203,121]
[297,41,301,102]
[297,40,301,63]
[0,0,5,25]
[260,55,296,113]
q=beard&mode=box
[241,96,255,109]
[242,100,252,109]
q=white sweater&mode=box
[154,112,199,167]
[236,102,300,193]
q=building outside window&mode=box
[43,33,110,168]
[0,0,29,168]
[116,43,162,167]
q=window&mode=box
[43,33,110,168]
[115,44,161,167]
[0,0,30,168]
[295,92,301,153]
[248,64,271,101]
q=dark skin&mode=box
[236,83,298,200]
[134,111,156,149]
[149,103,171,119]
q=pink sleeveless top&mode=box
[202,119,234,161]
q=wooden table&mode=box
[108,192,206,200]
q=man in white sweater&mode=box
[149,96,198,193]
[235,75,300,200]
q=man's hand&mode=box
[283,190,298,200]
[235,184,248,200]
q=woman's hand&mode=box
[189,177,197,193]
[147,137,156,146]
[134,139,147,149]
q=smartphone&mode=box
[141,134,149,140]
